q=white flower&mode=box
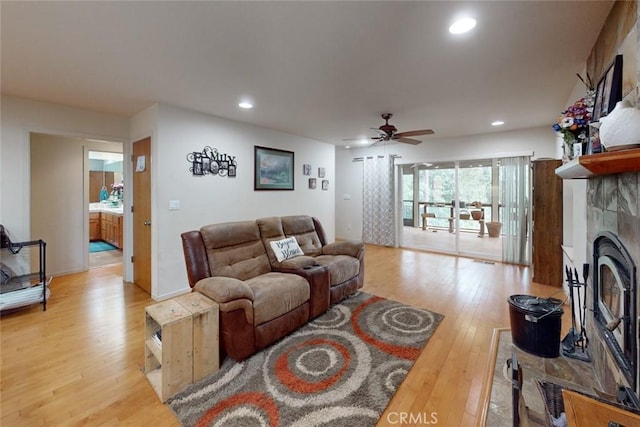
[561,117,574,128]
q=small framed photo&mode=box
[588,126,602,154]
[209,160,220,175]
[322,179,329,190]
[303,164,311,176]
[308,178,317,189]
[318,167,326,178]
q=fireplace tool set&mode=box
[561,264,591,362]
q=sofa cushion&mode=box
[281,215,323,256]
[312,255,360,287]
[200,221,271,281]
[257,216,287,266]
[246,272,309,325]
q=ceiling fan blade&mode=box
[368,136,385,147]
[395,129,435,138]
[395,137,422,145]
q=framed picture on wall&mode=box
[318,167,326,178]
[303,164,311,175]
[308,178,317,189]
[254,146,295,190]
[322,179,329,190]
[592,55,623,122]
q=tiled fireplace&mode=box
[586,172,640,399]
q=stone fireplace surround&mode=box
[586,171,640,399]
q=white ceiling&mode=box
[1,1,613,147]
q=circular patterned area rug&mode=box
[168,291,444,427]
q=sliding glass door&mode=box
[400,156,530,264]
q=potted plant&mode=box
[471,201,484,220]
[486,221,502,237]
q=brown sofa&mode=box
[181,215,364,361]
[257,216,364,304]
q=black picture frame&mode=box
[592,55,623,122]
[254,146,294,190]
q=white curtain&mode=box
[500,156,531,265]
[362,155,396,247]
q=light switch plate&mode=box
[168,200,180,210]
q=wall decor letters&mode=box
[187,146,237,177]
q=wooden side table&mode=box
[173,292,220,381]
[144,292,219,401]
[144,299,193,402]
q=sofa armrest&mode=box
[278,255,317,270]
[322,240,365,259]
[194,276,254,304]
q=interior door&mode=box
[132,137,152,294]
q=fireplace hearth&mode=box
[593,231,638,393]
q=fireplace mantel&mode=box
[555,148,640,179]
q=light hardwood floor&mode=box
[0,245,570,426]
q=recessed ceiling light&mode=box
[345,145,351,149]
[449,17,476,34]
[238,101,253,109]
[359,138,369,145]
[491,120,505,126]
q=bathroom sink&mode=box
[89,203,123,215]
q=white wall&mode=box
[1,97,335,300]
[335,125,559,240]
[151,104,336,299]
[0,96,129,259]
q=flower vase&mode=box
[563,139,575,162]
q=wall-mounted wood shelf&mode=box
[555,148,640,179]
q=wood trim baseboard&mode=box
[476,327,510,427]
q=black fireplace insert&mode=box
[593,231,638,392]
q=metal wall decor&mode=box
[187,146,237,177]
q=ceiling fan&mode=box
[345,113,435,146]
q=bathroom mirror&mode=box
[89,151,123,202]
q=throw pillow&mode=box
[270,237,304,262]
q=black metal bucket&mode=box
[508,295,564,358]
